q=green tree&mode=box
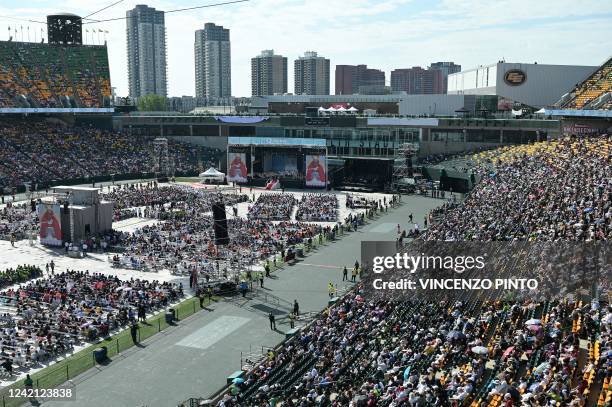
[137,94,167,111]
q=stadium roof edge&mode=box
[544,109,612,118]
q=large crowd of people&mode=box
[248,193,297,221]
[0,201,37,241]
[295,194,338,222]
[0,269,183,378]
[0,265,42,290]
[0,41,111,109]
[427,135,611,241]
[216,135,611,407]
[109,186,325,279]
[560,57,611,109]
[224,290,608,406]
[0,119,221,191]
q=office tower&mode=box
[428,62,461,93]
[294,51,330,95]
[390,67,444,94]
[335,65,385,95]
[195,23,231,98]
[251,50,288,96]
[126,5,167,98]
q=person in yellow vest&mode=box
[328,282,335,298]
[289,311,296,329]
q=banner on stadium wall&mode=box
[305,155,327,187]
[227,152,248,183]
[37,203,63,246]
[562,123,601,135]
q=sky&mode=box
[1,0,611,98]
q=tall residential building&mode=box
[428,61,461,93]
[335,64,385,95]
[390,67,444,94]
[126,5,167,98]
[251,50,287,96]
[294,51,330,95]
[195,23,231,98]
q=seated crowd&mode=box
[0,41,111,109]
[427,135,611,241]
[217,135,611,407]
[0,202,37,241]
[560,58,611,109]
[0,270,183,377]
[0,119,220,191]
[296,194,339,222]
[109,186,323,277]
[0,265,42,291]
[248,194,297,221]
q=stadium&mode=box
[0,3,611,407]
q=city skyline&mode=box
[1,0,611,97]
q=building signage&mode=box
[562,123,601,135]
[228,136,326,147]
[305,117,330,126]
[504,69,527,86]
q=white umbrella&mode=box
[472,346,489,355]
[525,319,541,326]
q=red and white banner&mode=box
[305,155,327,187]
[227,152,248,183]
[37,203,63,246]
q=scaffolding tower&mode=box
[151,137,172,177]
[392,142,419,191]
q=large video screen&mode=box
[305,154,327,187]
[263,151,298,177]
[227,152,248,183]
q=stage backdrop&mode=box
[305,155,327,187]
[263,151,298,176]
[37,203,63,246]
[227,152,248,183]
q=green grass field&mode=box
[174,177,202,183]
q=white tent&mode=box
[326,106,337,112]
[347,106,358,112]
[535,108,546,114]
[336,106,347,113]
[199,167,225,183]
[318,106,326,112]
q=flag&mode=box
[99,28,103,33]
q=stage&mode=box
[227,136,328,189]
